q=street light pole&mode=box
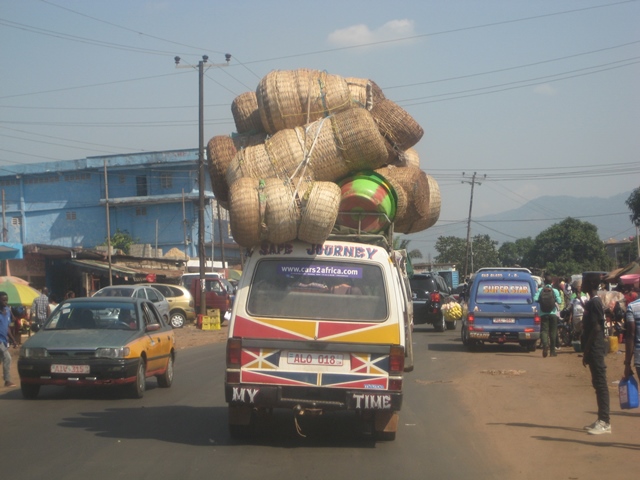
[462,172,485,279]
[175,54,230,317]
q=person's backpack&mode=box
[538,286,556,312]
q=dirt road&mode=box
[5,325,638,479]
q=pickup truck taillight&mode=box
[226,338,242,368]
[534,314,541,324]
[467,312,474,323]
[430,292,441,303]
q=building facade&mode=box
[0,149,239,293]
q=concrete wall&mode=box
[0,149,237,263]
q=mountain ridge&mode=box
[472,190,635,244]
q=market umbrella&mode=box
[0,275,30,285]
[0,281,40,307]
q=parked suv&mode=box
[409,273,452,331]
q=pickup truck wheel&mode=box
[433,313,446,332]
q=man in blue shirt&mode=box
[0,291,17,387]
[533,275,563,358]
[624,297,640,379]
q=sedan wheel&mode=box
[21,383,40,399]
[157,355,174,388]
[169,311,186,329]
[129,359,146,399]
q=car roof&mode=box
[61,297,141,305]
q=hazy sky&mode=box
[1,0,638,257]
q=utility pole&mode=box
[104,160,113,285]
[175,54,230,316]
[462,172,485,279]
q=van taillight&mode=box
[534,314,541,324]
[226,338,242,367]
[389,346,404,374]
[467,312,475,323]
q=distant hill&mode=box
[473,191,635,245]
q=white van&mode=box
[224,237,413,440]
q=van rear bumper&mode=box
[225,383,403,412]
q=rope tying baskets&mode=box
[345,77,386,110]
[256,69,354,134]
[226,108,389,187]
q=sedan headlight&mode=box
[20,347,49,358]
[95,347,130,359]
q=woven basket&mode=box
[264,128,309,180]
[412,174,441,231]
[298,182,341,243]
[231,91,264,134]
[370,99,424,150]
[375,165,434,233]
[231,131,267,150]
[226,143,282,187]
[345,77,386,110]
[207,135,237,204]
[263,178,300,244]
[307,108,389,182]
[256,69,353,134]
[228,177,263,248]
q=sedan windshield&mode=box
[45,301,139,330]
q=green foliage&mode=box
[498,237,534,267]
[626,187,640,227]
[528,217,611,276]
[102,229,137,255]
[392,236,423,260]
[434,234,499,273]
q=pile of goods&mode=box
[207,68,441,248]
[442,300,463,322]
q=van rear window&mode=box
[247,259,388,321]
[475,280,532,305]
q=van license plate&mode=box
[493,318,515,323]
[287,352,344,366]
[51,364,90,374]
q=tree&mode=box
[434,234,499,273]
[102,229,137,255]
[393,236,423,260]
[528,217,611,276]
[498,237,534,267]
[469,234,500,271]
[434,236,466,266]
[626,187,640,227]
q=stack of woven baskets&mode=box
[207,68,441,248]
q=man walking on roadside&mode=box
[581,272,611,435]
[0,291,17,388]
[30,287,50,331]
[534,274,562,358]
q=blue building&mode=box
[0,149,239,293]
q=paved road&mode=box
[1,326,510,480]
